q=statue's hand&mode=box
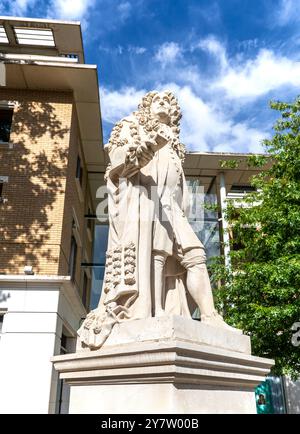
[136,142,155,166]
[147,128,171,151]
[155,130,171,147]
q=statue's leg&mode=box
[179,248,241,333]
[152,250,168,317]
[179,247,216,317]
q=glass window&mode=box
[88,223,109,310]
[0,108,13,143]
[68,235,77,282]
[86,207,93,232]
[60,333,68,355]
[90,265,105,311]
[56,331,72,414]
[76,155,83,186]
[230,184,256,194]
[186,176,220,262]
[82,271,89,309]
[0,177,8,203]
[0,314,4,334]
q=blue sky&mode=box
[2,0,300,153]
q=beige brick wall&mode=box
[0,89,78,275]
[0,88,94,306]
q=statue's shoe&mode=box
[201,311,243,334]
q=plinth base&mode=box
[52,316,274,414]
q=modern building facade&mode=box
[0,16,103,413]
[0,16,299,414]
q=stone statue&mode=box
[78,90,238,350]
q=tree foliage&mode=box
[211,97,300,378]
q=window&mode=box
[230,185,256,194]
[76,155,83,186]
[0,25,9,44]
[87,208,93,232]
[71,210,82,248]
[89,223,109,310]
[86,207,94,242]
[0,314,4,334]
[71,217,77,231]
[0,310,7,337]
[186,176,220,261]
[0,108,13,143]
[68,235,77,282]
[61,53,79,61]
[75,155,84,203]
[0,176,8,203]
[56,330,73,414]
[60,333,68,355]
[82,271,89,309]
[14,27,55,47]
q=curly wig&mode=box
[135,90,186,161]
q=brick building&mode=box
[0,16,103,413]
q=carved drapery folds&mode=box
[103,242,136,297]
[124,242,136,285]
[78,242,137,350]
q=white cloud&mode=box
[194,36,300,100]
[275,0,300,25]
[163,84,267,153]
[164,83,228,152]
[215,123,267,154]
[154,42,182,67]
[1,0,37,15]
[117,1,132,21]
[47,0,95,21]
[101,84,267,153]
[0,0,95,26]
[128,46,147,54]
[99,45,146,55]
[218,49,300,99]
[237,38,259,51]
[100,86,147,125]
[100,35,285,154]
[195,36,228,71]
[100,36,280,153]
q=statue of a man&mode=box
[78,91,237,350]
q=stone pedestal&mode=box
[52,315,274,414]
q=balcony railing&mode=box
[0,52,79,64]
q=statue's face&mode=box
[150,92,171,122]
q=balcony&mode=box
[0,16,84,63]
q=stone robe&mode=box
[78,115,203,348]
[99,116,202,316]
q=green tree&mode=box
[212,97,300,378]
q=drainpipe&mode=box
[219,172,231,269]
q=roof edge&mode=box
[0,15,81,26]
